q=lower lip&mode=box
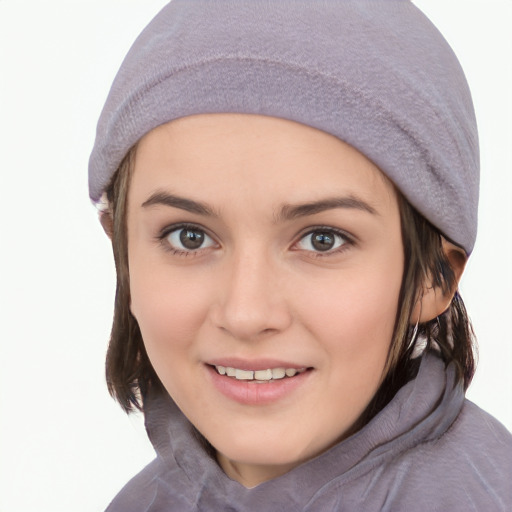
[206,365,312,405]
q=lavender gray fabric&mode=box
[89,0,480,253]
[105,352,512,511]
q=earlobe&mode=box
[99,211,114,240]
[411,239,467,323]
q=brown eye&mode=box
[166,226,215,252]
[311,232,335,251]
[297,229,347,253]
[179,228,205,249]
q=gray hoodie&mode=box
[106,352,512,511]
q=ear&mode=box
[99,211,114,240]
[411,238,467,323]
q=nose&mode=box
[211,250,292,342]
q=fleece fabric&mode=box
[89,0,479,254]
[105,352,512,511]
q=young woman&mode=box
[89,1,512,510]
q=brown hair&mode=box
[102,145,476,418]
[103,146,162,411]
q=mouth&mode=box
[211,365,309,383]
[206,361,314,405]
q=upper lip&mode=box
[206,358,311,371]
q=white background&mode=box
[0,1,511,511]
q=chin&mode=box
[211,429,323,469]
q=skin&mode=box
[127,113,406,488]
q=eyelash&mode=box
[157,223,217,257]
[293,226,355,258]
[157,223,355,258]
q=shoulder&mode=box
[388,399,512,511]
[427,399,512,471]
[317,399,512,512]
[105,458,161,512]
[453,399,512,448]
[105,456,198,512]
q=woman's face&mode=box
[127,114,404,487]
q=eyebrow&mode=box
[141,191,378,221]
[142,191,218,217]
[276,196,378,222]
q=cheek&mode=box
[301,266,402,425]
[128,256,211,362]
[295,251,403,396]
[301,264,401,347]
[128,260,217,406]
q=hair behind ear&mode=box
[396,196,476,389]
[413,239,467,324]
[358,195,476,427]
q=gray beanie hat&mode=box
[89,0,479,254]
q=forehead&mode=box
[130,113,397,213]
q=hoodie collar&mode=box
[144,351,464,510]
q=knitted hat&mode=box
[89,0,479,254]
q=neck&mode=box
[216,451,298,488]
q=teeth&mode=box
[235,369,254,380]
[214,365,307,382]
[254,369,272,381]
[271,368,286,379]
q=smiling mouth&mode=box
[212,365,309,382]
